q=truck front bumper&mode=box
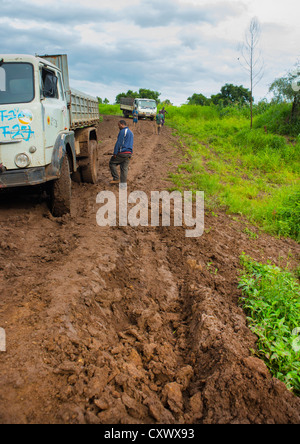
[140,113,155,118]
[0,167,48,189]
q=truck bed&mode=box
[69,88,99,129]
[120,97,135,107]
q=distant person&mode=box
[109,120,133,184]
[159,107,168,126]
[155,112,164,135]
[132,106,140,134]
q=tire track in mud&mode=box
[0,115,299,424]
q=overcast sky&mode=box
[1,0,299,105]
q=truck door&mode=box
[40,65,68,165]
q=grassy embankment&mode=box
[164,102,299,242]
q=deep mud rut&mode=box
[0,116,299,424]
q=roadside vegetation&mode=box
[98,103,121,116]
[238,253,300,396]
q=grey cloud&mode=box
[0,0,119,26]
[0,16,161,86]
[0,21,80,55]
[1,0,245,29]
[128,0,246,27]
[178,26,233,49]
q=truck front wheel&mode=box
[50,155,72,217]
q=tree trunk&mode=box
[291,94,300,120]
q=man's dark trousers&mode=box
[109,153,131,183]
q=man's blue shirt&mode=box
[113,127,134,155]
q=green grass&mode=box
[238,254,300,396]
[164,103,300,241]
[99,103,122,116]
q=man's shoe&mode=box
[110,180,119,184]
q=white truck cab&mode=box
[134,98,157,120]
[0,54,100,216]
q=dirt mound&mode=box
[0,115,299,424]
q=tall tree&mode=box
[138,88,160,102]
[239,18,264,128]
[211,84,251,106]
[187,93,210,106]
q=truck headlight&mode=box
[15,153,31,168]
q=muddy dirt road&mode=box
[0,116,299,424]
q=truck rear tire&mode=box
[50,155,72,217]
[81,140,99,184]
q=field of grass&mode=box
[99,104,122,116]
[164,103,300,242]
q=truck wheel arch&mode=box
[45,132,76,180]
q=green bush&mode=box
[273,187,300,241]
[239,254,300,395]
[253,103,300,137]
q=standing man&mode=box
[109,120,134,185]
[132,106,140,134]
[159,107,168,126]
[155,111,163,135]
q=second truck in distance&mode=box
[120,97,157,120]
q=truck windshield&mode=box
[138,100,156,109]
[0,63,34,105]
